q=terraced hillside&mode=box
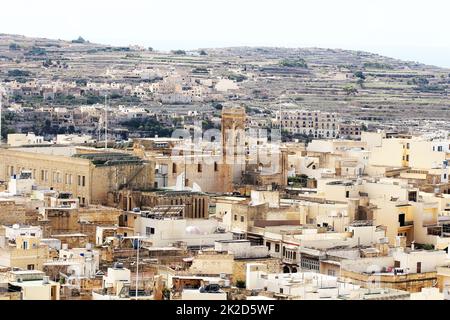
[0,34,448,124]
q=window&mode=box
[328,270,336,276]
[240,216,244,222]
[214,162,218,172]
[197,164,202,173]
[78,175,81,186]
[266,242,271,251]
[275,244,280,253]
[146,227,155,235]
[27,264,35,270]
[345,191,350,198]
[82,176,86,187]
[172,163,177,174]
[300,257,320,271]
[234,215,237,221]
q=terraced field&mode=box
[0,34,448,126]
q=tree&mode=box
[354,71,365,80]
[9,43,20,51]
[8,69,31,77]
[236,280,246,289]
[213,103,223,110]
[202,120,215,130]
[72,36,86,44]
[279,58,307,68]
[199,50,207,55]
[343,85,358,95]
[171,50,186,55]
[356,78,365,88]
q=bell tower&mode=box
[220,106,247,189]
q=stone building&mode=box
[112,190,210,219]
[0,147,155,206]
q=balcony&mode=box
[399,221,414,228]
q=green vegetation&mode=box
[343,84,358,95]
[408,77,429,86]
[192,67,209,74]
[407,77,446,92]
[1,125,16,139]
[9,43,20,51]
[212,103,223,110]
[120,117,173,137]
[354,71,365,80]
[245,106,262,114]
[8,69,31,77]
[363,62,393,69]
[357,78,365,88]
[279,58,307,68]
[71,36,87,44]
[75,79,88,86]
[26,46,47,56]
[227,73,247,82]
[236,280,246,289]
[202,120,216,130]
[288,174,309,187]
[199,50,207,55]
[171,50,186,55]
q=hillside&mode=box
[0,33,448,124]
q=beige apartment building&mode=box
[278,109,338,138]
[0,147,155,206]
[0,235,49,271]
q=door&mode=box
[399,213,405,227]
[417,262,422,273]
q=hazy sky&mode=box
[1,0,449,67]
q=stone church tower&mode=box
[220,106,247,191]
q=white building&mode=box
[137,213,233,247]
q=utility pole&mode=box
[184,149,187,189]
[135,234,140,299]
[0,86,5,146]
[104,95,108,149]
[279,102,282,132]
[0,89,2,146]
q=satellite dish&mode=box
[185,226,201,235]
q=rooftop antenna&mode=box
[0,87,2,146]
[279,101,282,132]
[104,95,108,149]
[135,234,140,299]
[184,147,187,190]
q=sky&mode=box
[0,0,449,67]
